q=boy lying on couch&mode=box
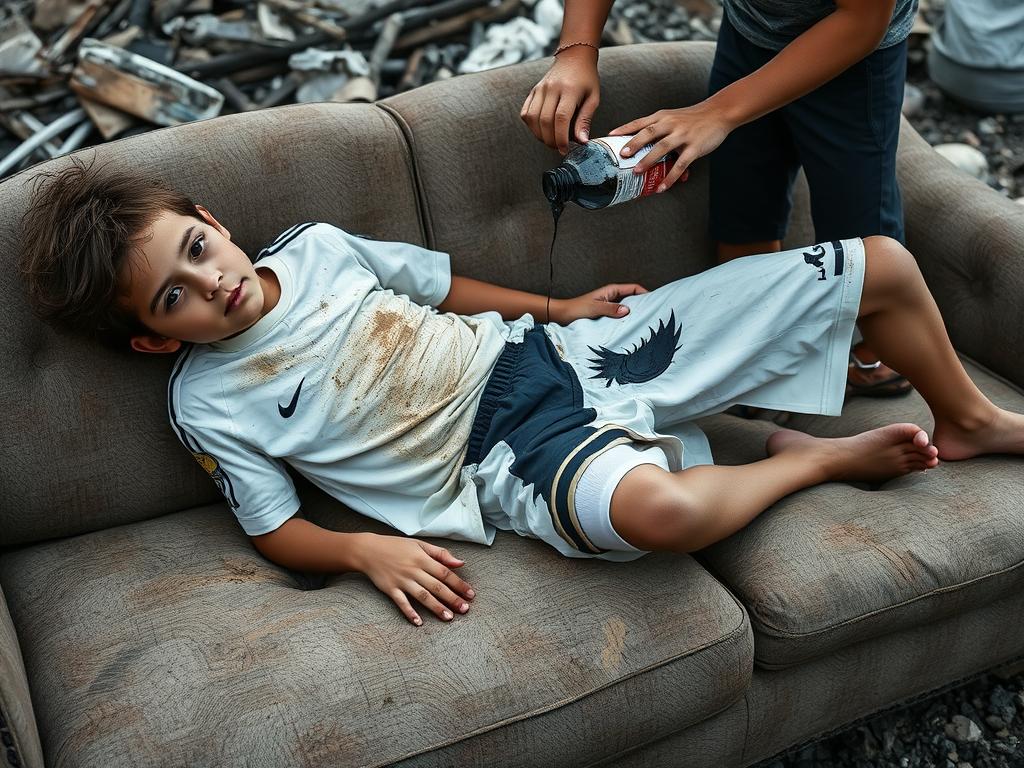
[19,159,1024,626]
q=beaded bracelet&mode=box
[553,41,600,57]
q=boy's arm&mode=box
[251,517,474,626]
[436,274,647,323]
[616,0,898,190]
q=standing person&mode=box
[521,0,919,398]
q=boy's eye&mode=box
[165,287,182,310]
[189,234,204,261]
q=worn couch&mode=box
[2,41,1023,768]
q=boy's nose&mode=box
[196,267,222,297]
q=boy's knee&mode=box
[611,468,704,552]
[862,235,922,296]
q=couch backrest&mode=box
[0,104,426,548]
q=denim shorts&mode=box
[708,8,907,245]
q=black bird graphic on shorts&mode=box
[588,311,682,387]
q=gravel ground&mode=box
[606,1,1023,766]
[755,665,1024,768]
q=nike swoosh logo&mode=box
[278,377,305,418]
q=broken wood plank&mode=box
[70,38,223,125]
[77,94,137,138]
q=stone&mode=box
[984,715,1005,730]
[903,82,925,117]
[945,715,983,743]
[933,143,989,179]
[961,130,982,148]
[977,117,1000,135]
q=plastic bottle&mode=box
[542,135,681,211]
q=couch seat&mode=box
[697,358,1024,669]
[0,501,751,768]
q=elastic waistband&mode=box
[464,338,524,467]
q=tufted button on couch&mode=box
[1,42,1023,768]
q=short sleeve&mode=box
[171,395,300,536]
[319,224,452,306]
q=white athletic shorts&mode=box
[463,238,865,561]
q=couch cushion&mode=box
[0,494,752,768]
[381,42,721,299]
[695,358,1024,669]
[0,103,424,548]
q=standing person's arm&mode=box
[521,0,615,153]
[613,0,897,192]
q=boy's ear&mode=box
[195,204,231,241]
[130,334,182,354]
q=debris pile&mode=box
[0,0,575,178]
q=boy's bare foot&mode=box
[932,408,1024,461]
[766,423,939,483]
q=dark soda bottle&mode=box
[542,135,680,211]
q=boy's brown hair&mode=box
[19,156,202,349]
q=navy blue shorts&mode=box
[708,9,907,245]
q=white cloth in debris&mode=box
[459,16,552,73]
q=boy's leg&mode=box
[610,423,937,553]
[855,236,1024,460]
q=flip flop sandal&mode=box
[845,351,912,399]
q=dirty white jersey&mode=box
[168,222,507,541]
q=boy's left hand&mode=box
[553,283,648,324]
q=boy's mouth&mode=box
[225,281,244,315]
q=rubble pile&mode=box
[0,0,570,178]
[1,0,1021,200]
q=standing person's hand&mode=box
[609,100,737,192]
[521,45,601,154]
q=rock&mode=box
[977,117,1001,136]
[689,16,714,39]
[945,715,983,743]
[903,82,925,117]
[933,143,989,179]
[988,685,1017,722]
[961,130,982,148]
[1017,197,1024,206]
[984,714,1005,730]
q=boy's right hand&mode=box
[349,532,475,626]
[521,46,601,155]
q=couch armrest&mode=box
[898,118,1024,388]
[0,581,44,768]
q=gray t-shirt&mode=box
[723,0,919,51]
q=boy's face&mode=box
[120,206,279,352]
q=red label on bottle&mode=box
[640,161,669,197]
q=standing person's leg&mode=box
[784,38,911,397]
[708,8,797,263]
